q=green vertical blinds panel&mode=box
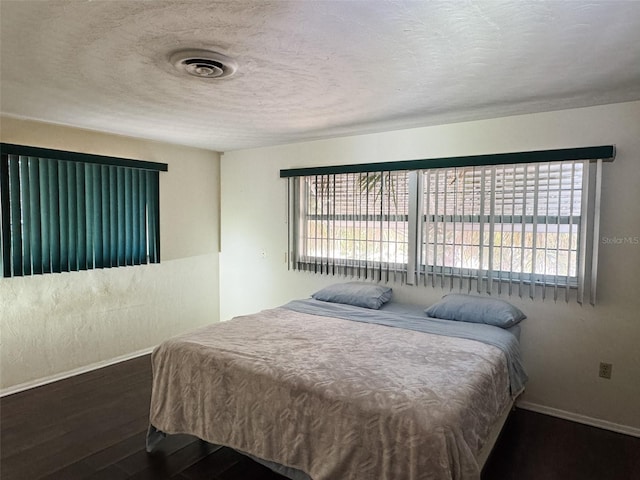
[40,159,51,273]
[9,157,22,275]
[0,146,166,278]
[30,159,43,274]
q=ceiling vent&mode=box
[170,49,238,79]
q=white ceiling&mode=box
[1,0,640,152]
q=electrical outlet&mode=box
[599,362,613,379]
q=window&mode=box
[0,143,167,278]
[420,162,590,296]
[283,146,614,304]
[294,171,410,280]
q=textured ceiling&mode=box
[1,0,640,152]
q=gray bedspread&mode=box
[284,299,528,396]
[149,303,522,480]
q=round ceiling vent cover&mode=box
[170,49,238,79]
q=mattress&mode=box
[148,300,526,480]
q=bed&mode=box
[147,285,527,480]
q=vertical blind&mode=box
[291,171,410,282]
[418,161,589,302]
[0,144,167,278]
[283,146,614,304]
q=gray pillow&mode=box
[312,282,392,310]
[424,293,526,328]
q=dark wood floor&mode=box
[1,355,638,480]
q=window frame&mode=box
[293,170,411,281]
[417,162,586,286]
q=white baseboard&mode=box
[0,347,155,398]
[517,400,640,438]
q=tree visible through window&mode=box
[301,171,410,277]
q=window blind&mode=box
[289,171,411,282]
[0,144,166,278]
[285,146,614,304]
[418,161,592,302]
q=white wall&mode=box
[220,101,640,431]
[0,117,221,390]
